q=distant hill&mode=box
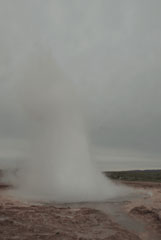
[104,169,161,182]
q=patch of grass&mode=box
[104,170,161,182]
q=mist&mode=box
[0,0,160,201]
[0,0,129,200]
[6,47,129,202]
[0,0,125,202]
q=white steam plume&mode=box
[11,49,128,202]
[0,0,130,202]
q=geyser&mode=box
[10,49,127,202]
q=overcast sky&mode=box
[0,0,161,170]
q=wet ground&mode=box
[0,182,161,240]
[55,190,160,240]
[123,181,161,240]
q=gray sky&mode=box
[0,0,161,170]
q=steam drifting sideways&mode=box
[8,50,128,203]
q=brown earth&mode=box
[0,188,141,240]
[123,181,161,239]
[0,181,161,240]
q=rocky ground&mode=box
[0,181,161,240]
[123,181,161,239]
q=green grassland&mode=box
[104,170,161,182]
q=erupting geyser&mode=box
[11,49,127,203]
[0,0,130,203]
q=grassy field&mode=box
[104,170,161,182]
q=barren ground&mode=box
[0,181,161,240]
